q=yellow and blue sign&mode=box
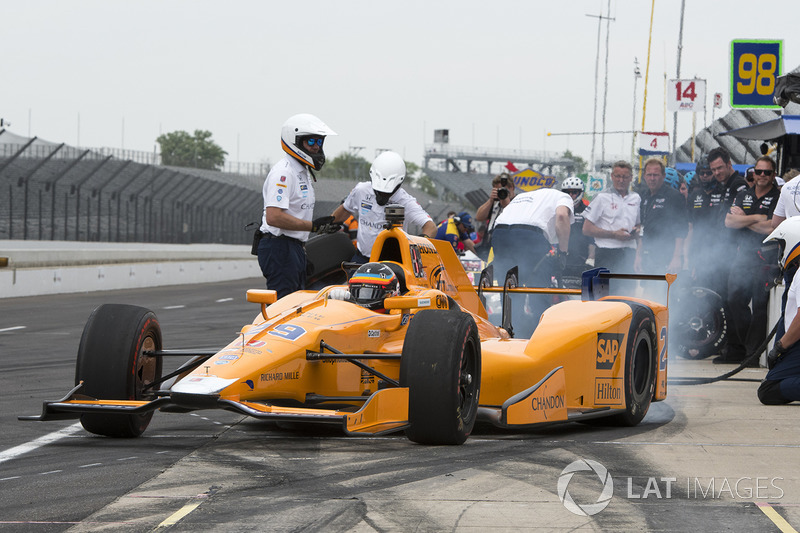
[730,39,782,109]
[511,168,557,192]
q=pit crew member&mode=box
[257,113,338,298]
[332,151,436,264]
[759,217,800,404]
[721,156,780,364]
[436,212,477,254]
[491,187,573,337]
[634,158,688,275]
[582,160,640,273]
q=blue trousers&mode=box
[257,236,306,299]
[491,226,553,338]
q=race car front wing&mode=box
[19,383,410,436]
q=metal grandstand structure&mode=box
[423,143,581,209]
[0,130,460,243]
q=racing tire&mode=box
[400,309,481,445]
[75,304,163,437]
[672,287,728,360]
[606,307,658,426]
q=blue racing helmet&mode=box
[684,170,696,187]
[664,167,680,189]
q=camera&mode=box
[496,176,510,200]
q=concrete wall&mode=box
[0,240,261,298]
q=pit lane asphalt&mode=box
[1,280,798,532]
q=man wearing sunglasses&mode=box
[721,156,780,365]
[256,113,338,298]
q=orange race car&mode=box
[21,207,673,445]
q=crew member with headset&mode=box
[333,151,436,263]
[436,212,477,253]
[256,113,339,299]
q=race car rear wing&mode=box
[581,268,677,301]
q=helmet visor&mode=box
[351,285,384,302]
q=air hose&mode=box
[667,321,778,385]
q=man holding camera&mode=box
[475,173,516,260]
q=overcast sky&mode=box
[2,1,796,171]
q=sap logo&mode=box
[596,333,624,370]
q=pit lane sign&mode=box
[638,131,670,156]
[730,39,782,109]
[668,79,706,112]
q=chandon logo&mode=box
[557,459,614,516]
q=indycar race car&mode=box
[21,208,673,445]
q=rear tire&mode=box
[606,307,657,426]
[400,310,481,445]
[75,304,163,437]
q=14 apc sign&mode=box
[667,79,706,113]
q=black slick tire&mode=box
[75,304,163,437]
[400,309,481,445]
[607,307,657,426]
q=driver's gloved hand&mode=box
[556,250,568,271]
[328,288,351,301]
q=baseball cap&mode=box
[456,212,474,232]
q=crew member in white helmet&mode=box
[333,151,437,263]
[256,113,339,298]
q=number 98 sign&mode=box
[731,40,782,109]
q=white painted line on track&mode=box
[0,423,83,464]
[215,298,233,303]
[0,326,26,333]
[162,305,186,310]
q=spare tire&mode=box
[672,286,728,360]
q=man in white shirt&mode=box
[333,151,436,263]
[582,160,641,273]
[491,187,574,337]
[257,113,339,298]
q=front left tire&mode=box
[400,309,481,445]
[75,304,163,437]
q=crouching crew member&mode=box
[759,217,800,404]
